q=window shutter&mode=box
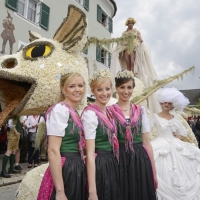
[39,2,50,30]
[108,17,113,33]
[96,45,101,62]
[83,47,88,54]
[108,52,111,68]
[6,0,18,11]
[84,0,89,11]
[97,5,102,23]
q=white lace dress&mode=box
[150,114,200,200]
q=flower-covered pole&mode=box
[131,66,195,104]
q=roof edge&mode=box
[110,0,117,17]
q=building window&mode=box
[75,0,89,11]
[27,0,37,22]
[96,45,111,68]
[97,4,113,33]
[6,0,50,30]
[18,0,36,23]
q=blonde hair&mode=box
[59,72,85,102]
[125,17,137,26]
[90,77,112,91]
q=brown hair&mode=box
[59,72,85,102]
[90,77,112,91]
[115,77,135,88]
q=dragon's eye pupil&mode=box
[31,45,45,58]
[24,42,54,60]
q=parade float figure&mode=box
[0,5,88,127]
[150,87,200,200]
[110,17,160,113]
[122,17,143,72]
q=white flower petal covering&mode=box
[15,163,49,200]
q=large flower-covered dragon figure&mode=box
[0,5,88,127]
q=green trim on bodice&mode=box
[95,124,112,151]
[60,115,79,153]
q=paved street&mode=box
[0,154,47,199]
[0,183,20,200]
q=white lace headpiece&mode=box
[156,87,190,112]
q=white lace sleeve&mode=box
[175,118,187,137]
[149,114,156,130]
[141,106,150,133]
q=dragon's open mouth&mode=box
[0,71,36,126]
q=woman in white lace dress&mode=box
[151,87,200,200]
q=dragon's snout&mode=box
[1,58,18,69]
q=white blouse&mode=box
[81,106,150,140]
[81,110,98,140]
[46,104,69,137]
[26,115,45,133]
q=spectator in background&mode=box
[14,116,28,170]
[0,118,21,178]
[194,117,198,126]
[195,116,200,147]
[190,120,196,133]
[0,104,7,155]
[24,115,44,168]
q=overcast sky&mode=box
[112,0,200,90]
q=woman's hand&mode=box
[173,132,182,139]
[32,124,37,128]
[55,191,68,200]
[174,135,182,139]
[88,192,98,200]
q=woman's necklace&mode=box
[118,104,130,112]
[121,108,129,111]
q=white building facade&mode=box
[0,0,117,74]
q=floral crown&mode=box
[115,70,134,79]
[90,70,111,83]
[56,66,81,80]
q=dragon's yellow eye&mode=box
[23,41,55,60]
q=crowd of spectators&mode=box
[0,110,45,178]
[188,115,200,147]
